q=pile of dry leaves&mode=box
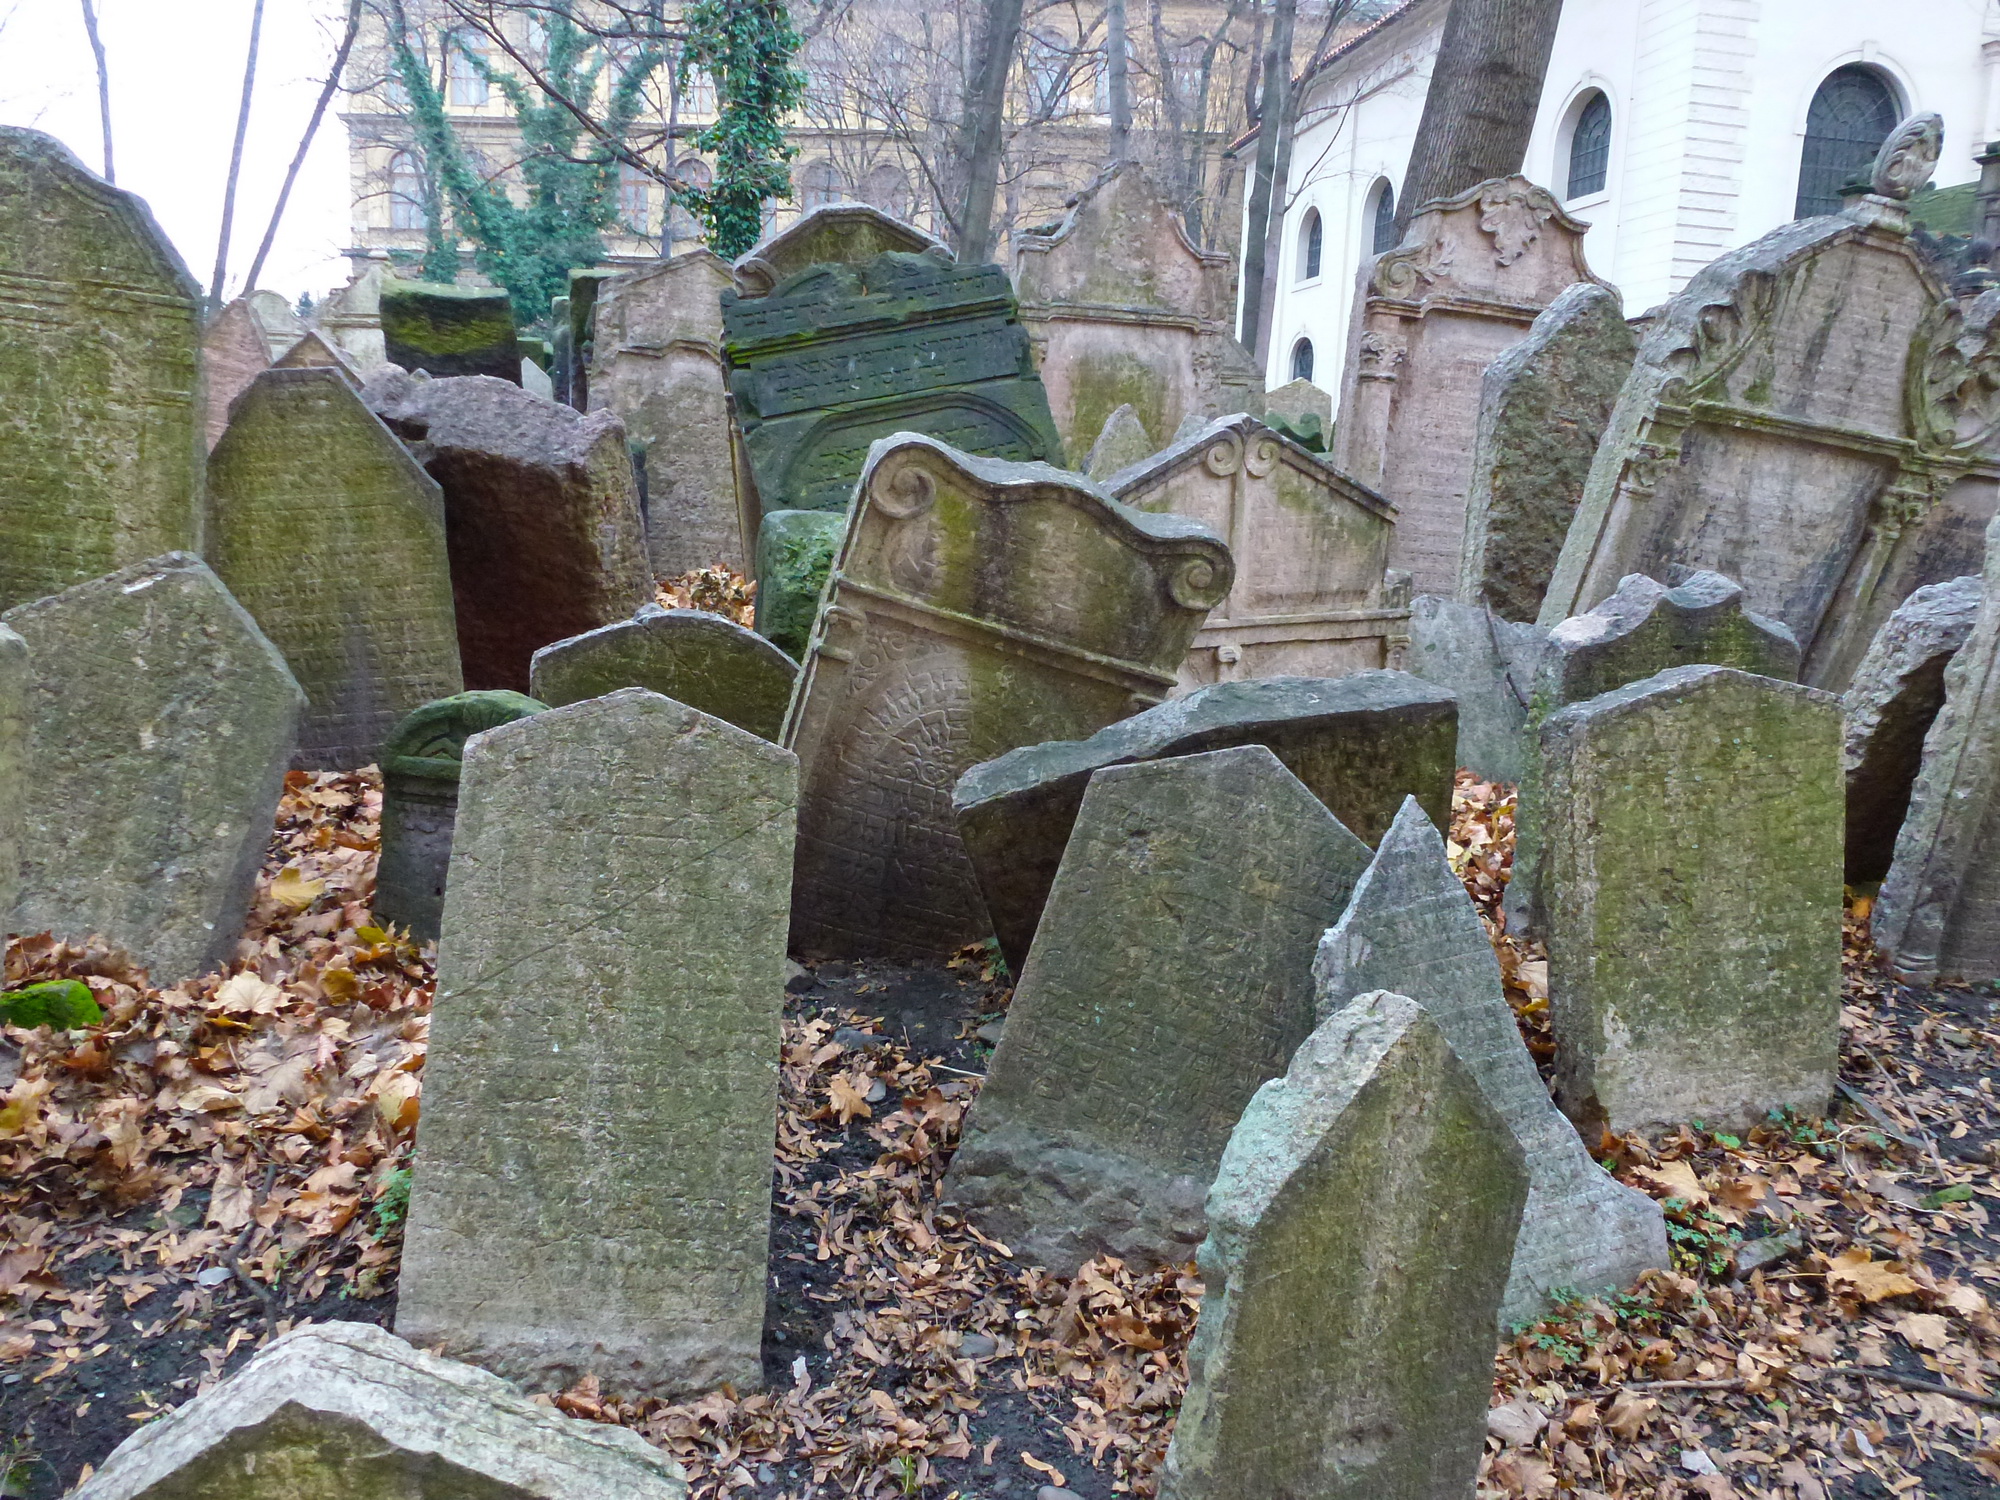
[658,566,757,628]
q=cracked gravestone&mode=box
[380,280,521,382]
[0,625,22,928]
[530,605,796,741]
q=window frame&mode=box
[1297,208,1323,284]
[1368,178,1397,256]
[1794,63,1904,220]
[1564,89,1612,203]
[1290,337,1315,385]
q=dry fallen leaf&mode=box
[1631,1158,1709,1205]
[1826,1248,1919,1303]
[1021,1451,1067,1486]
[1894,1312,1952,1351]
[828,1073,873,1124]
[267,866,326,910]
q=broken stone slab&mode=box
[380,279,521,382]
[2,555,302,984]
[943,745,1372,1273]
[955,671,1455,974]
[1402,594,1549,781]
[398,689,795,1394]
[1541,665,1842,1136]
[70,1319,687,1500]
[1083,403,1154,479]
[1314,797,1665,1322]
[1158,990,1528,1500]
[752,509,845,662]
[0,625,23,928]
[529,605,797,741]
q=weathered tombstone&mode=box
[1459,282,1636,622]
[71,1321,688,1500]
[1844,574,1981,883]
[271,328,363,384]
[1403,595,1549,781]
[732,202,946,294]
[365,370,652,693]
[563,266,623,413]
[752,508,844,661]
[519,356,554,400]
[0,127,203,612]
[530,605,797,740]
[943,746,1372,1272]
[379,280,521,382]
[399,689,796,1394]
[1260,377,1332,447]
[1107,413,1410,690]
[1315,798,1666,1322]
[1541,665,1842,1136]
[206,368,463,770]
[589,250,750,576]
[0,625,23,928]
[1333,174,1609,597]
[1542,117,1999,689]
[315,261,387,372]
[246,289,306,359]
[373,690,546,943]
[1158,990,1527,1500]
[200,297,271,451]
[1083,402,1154,479]
[785,434,1231,959]
[1012,163,1262,456]
[2,554,302,984]
[956,671,1454,972]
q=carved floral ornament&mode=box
[1872,113,1944,203]
[1477,181,1556,266]
[1368,174,1598,299]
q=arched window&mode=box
[619,162,652,234]
[1796,65,1901,218]
[1025,31,1069,116]
[669,157,711,243]
[861,163,912,223]
[446,31,489,108]
[1369,179,1397,254]
[389,151,425,230]
[1291,337,1314,384]
[799,160,843,212]
[1298,209,1322,281]
[1566,91,1612,199]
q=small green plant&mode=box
[891,1451,920,1496]
[1661,1197,1742,1278]
[371,1168,413,1239]
[0,980,101,1030]
[1920,1184,1974,1210]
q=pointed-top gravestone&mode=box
[731,203,947,298]
[315,261,387,371]
[530,605,797,741]
[943,746,1372,1273]
[380,280,521,382]
[1083,403,1154,479]
[272,328,363,384]
[201,297,272,451]
[1315,797,1665,1322]
[0,625,23,928]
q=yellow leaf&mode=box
[319,966,359,1001]
[828,1073,872,1124]
[268,866,325,910]
[1021,1452,1067,1487]
[177,1085,242,1113]
[372,1072,420,1131]
[1826,1248,1919,1302]
[1632,1159,1709,1205]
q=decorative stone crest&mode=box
[1477,179,1557,266]
[1872,113,1944,202]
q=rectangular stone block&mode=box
[380,280,521,383]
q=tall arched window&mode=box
[1566,91,1612,199]
[1369,179,1397,254]
[1298,209,1323,281]
[669,156,711,244]
[800,160,843,211]
[619,162,652,234]
[389,151,425,230]
[1796,65,1901,218]
[446,32,489,108]
[861,163,912,223]
[1291,337,1314,384]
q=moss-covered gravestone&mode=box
[752,509,844,662]
[1542,665,1842,1136]
[398,689,795,1395]
[0,127,203,612]
[207,369,463,770]
[1159,991,1527,1500]
[2,554,302,983]
[0,625,23,928]
[271,329,363,384]
[530,606,796,740]
[379,280,521,383]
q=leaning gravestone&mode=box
[785,434,1231,959]
[1315,798,1665,1321]
[1541,665,1842,1135]
[530,605,797,741]
[200,296,272,451]
[71,1321,688,1500]
[0,625,23,927]
[399,689,795,1394]
[943,746,1371,1272]
[379,279,521,382]
[373,690,546,943]
[955,671,1455,973]
[2,555,302,984]
[1402,595,1549,781]
[366,370,652,693]
[207,368,463,770]
[1458,281,1635,622]
[0,127,204,612]
[1107,413,1410,690]
[1083,403,1155,480]
[1158,990,1527,1500]
[752,508,845,662]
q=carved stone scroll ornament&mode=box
[1873,114,1945,202]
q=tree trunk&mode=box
[78,0,113,183]
[1395,0,1563,234]
[1235,0,1293,358]
[1250,66,1297,365]
[1105,0,1132,163]
[210,0,268,308]
[243,0,362,295]
[955,0,1026,263]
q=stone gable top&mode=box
[0,125,201,303]
[1103,411,1398,523]
[222,366,441,491]
[1011,162,1231,324]
[734,204,949,298]
[1370,173,1608,312]
[272,329,364,385]
[594,248,733,353]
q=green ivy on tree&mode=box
[675,0,806,259]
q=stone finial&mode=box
[1872,113,1945,202]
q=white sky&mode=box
[0,0,358,305]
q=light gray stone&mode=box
[0,625,23,929]
[1314,797,1666,1322]
[1260,377,1332,450]
[2,554,302,984]
[1158,990,1527,1500]
[1083,403,1154,479]
[398,688,795,1394]
[530,605,796,741]
[943,746,1371,1273]
[1403,594,1550,781]
[313,261,388,373]
[71,1320,687,1500]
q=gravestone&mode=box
[1844,574,1981,883]
[785,434,1230,959]
[206,368,463,770]
[374,690,546,943]
[562,266,623,413]
[1540,665,1842,1136]
[380,280,521,382]
[1403,595,1549,781]
[733,202,946,295]
[365,371,652,693]
[1107,414,1410,690]
[1158,990,1527,1500]
[201,297,271,451]
[1333,174,1609,596]
[0,625,23,928]
[315,261,387,372]
[943,746,1371,1273]
[1260,377,1332,451]
[71,1321,688,1500]
[271,328,363,384]
[955,671,1455,972]
[398,689,796,1395]
[530,605,797,740]
[1542,116,2000,689]
[2,554,302,984]
[1083,403,1154,479]
[589,251,750,576]
[753,508,844,661]
[0,127,203,612]
[1459,282,1636,622]
[1315,798,1665,1321]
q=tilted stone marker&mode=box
[753,508,845,662]
[71,1321,688,1500]
[1541,665,1842,1136]
[1459,281,1635,622]
[1158,990,1528,1500]
[207,368,463,770]
[2,555,302,984]
[944,746,1371,1273]
[955,671,1455,973]
[0,127,204,612]
[200,296,272,451]
[0,625,23,928]
[1082,402,1155,479]
[399,689,795,1394]
[380,279,521,382]
[785,434,1230,959]
[1315,797,1665,1321]
[1108,413,1410,689]
[530,604,797,740]
[1403,595,1549,781]
[374,690,546,943]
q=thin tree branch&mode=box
[77,0,113,183]
[210,0,268,309]
[243,0,364,294]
